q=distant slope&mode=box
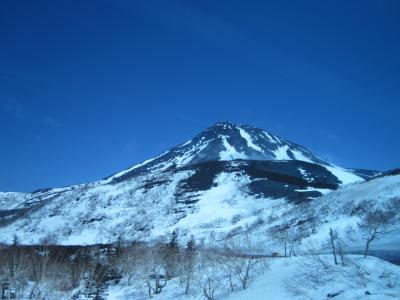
[301,174,400,251]
[0,192,27,210]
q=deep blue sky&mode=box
[1,1,399,192]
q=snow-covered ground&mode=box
[105,255,400,300]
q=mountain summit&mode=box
[106,122,364,185]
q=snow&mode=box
[298,167,314,183]
[292,149,313,163]
[301,174,400,251]
[226,258,297,300]
[105,158,157,182]
[238,127,262,152]
[171,172,262,235]
[324,165,364,185]
[179,139,192,147]
[0,169,196,244]
[273,145,291,160]
[1,168,397,249]
[294,186,331,194]
[219,135,248,160]
[262,131,274,142]
[63,228,101,245]
[0,121,395,251]
[105,256,400,300]
[174,141,209,165]
[227,256,400,300]
[0,192,27,210]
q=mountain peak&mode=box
[210,121,262,131]
[213,121,236,126]
[106,122,336,183]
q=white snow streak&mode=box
[238,127,262,152]
[324,165,363,185]
[219,135,247,160]
[273,145,291,160]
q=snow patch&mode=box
[295,186,331,194]
[238,127,262,152]
[292,150,313,163]
[273,145,291,160]
[219,135,247,160]
[262,131,274,142]
[324,165,364,185]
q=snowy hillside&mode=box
[300,174,400,251]
[0,192,27,210]
[0,163,387,246]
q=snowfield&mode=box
[105,255,400,300]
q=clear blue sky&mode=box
[1,0,399,192]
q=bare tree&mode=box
[223,233,267,290]
[180,235,197,295]
[141,244,167,298]
[358,207,397,257]
[329,228,338,265]
[192,248,226,300]
[83,246,109,300]
[115,243,146,286]
[268,222,290,257]
[29,241,53,298]
[0,243,31,299]
[69,248,91,289]
[287,225,306,257]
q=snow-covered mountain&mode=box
[104,122,373,185]
[0,122,389,246]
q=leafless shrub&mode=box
[191,248,227,300]
[358,203,398,257]
[379,268,398,289]
[222,233,268,290]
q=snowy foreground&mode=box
[106,255,400,300]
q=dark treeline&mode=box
[0,241,122,299]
